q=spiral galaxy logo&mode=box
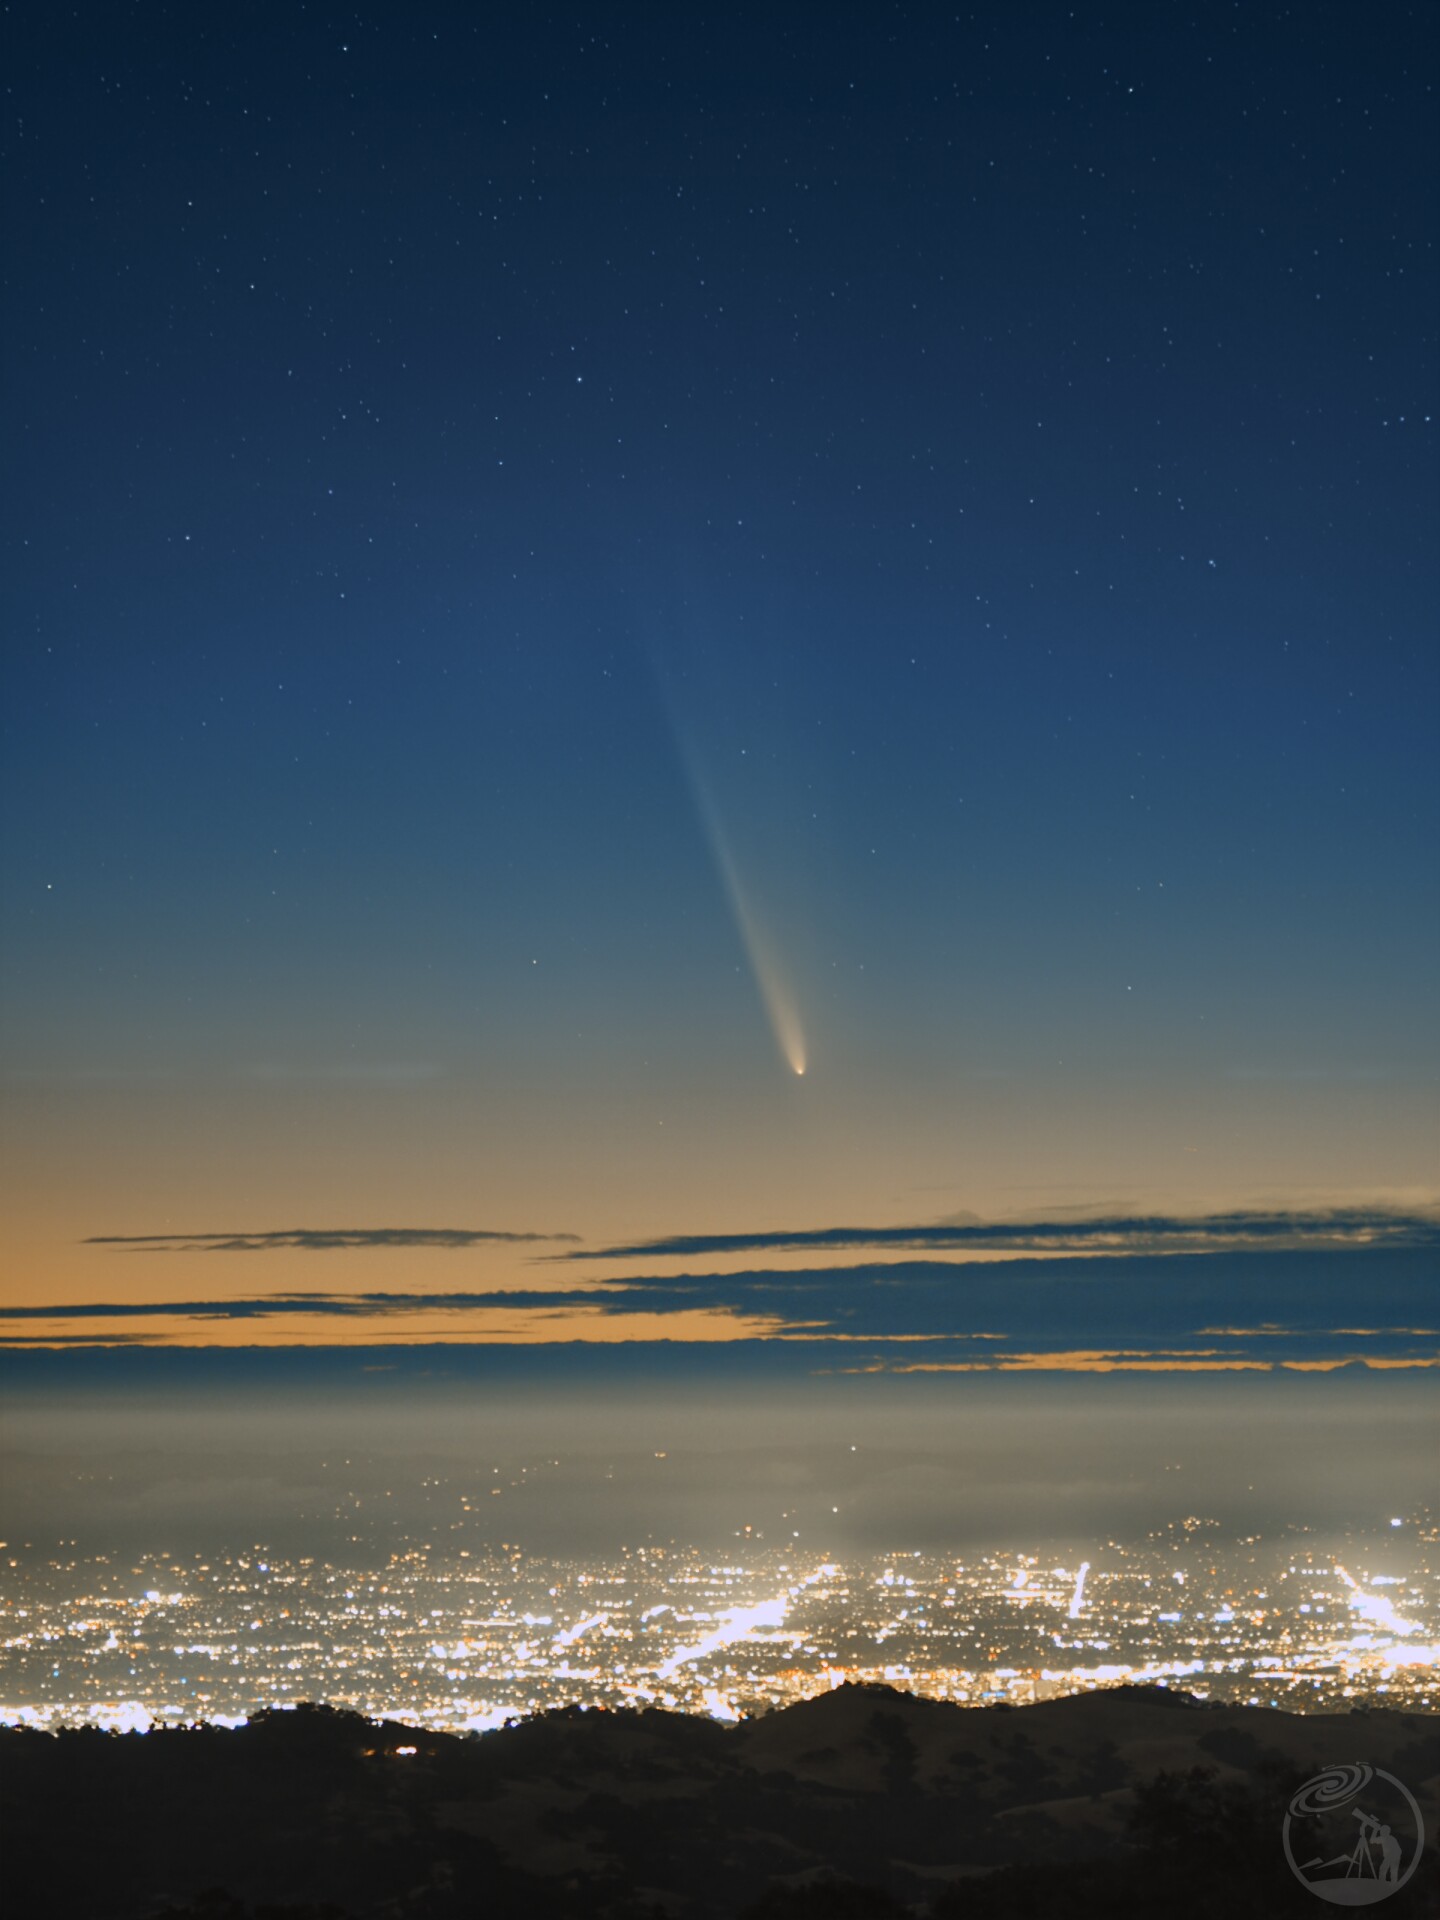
[1282,1762,1424,1904]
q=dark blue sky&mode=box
[1,2,1436,1358]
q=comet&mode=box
[681,740,808,1078]
[711,838,808,1078]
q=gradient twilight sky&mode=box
[1,3,1437,1375]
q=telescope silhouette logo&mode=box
[1282,1762,1424,1905]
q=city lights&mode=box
[3,1511,1434,1734]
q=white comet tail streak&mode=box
[691,777,807,1078]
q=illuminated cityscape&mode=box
[4,1509,1435,1735]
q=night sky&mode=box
[1,3,1436,1392]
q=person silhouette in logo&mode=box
[1375,1822,1402,1883]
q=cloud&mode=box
[237,1063,446,1085]
[0,1331,159,1346]
[7,1243,1437,1367]
[84,1227,580,1253]
[557,1206,1440,1263]
[1,1293,572,1321]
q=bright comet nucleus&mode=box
[677,735,809,1079]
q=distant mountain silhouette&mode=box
[3,1686,1435,1918]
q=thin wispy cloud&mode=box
[85,1227,580,1253]
[3,1293,567,1320]
[558,1206,1440,1263]
[237,1063,446,1085]
[0,1331,158,1346]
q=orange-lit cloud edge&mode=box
[6,1199,1436,1366]
[2,1302,1437,1373]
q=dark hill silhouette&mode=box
[2,1688,1435,1918]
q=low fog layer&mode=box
[3,1367,1434,1561]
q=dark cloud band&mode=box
[557,1207,1440,1262]
[6,1244,1437,1368]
